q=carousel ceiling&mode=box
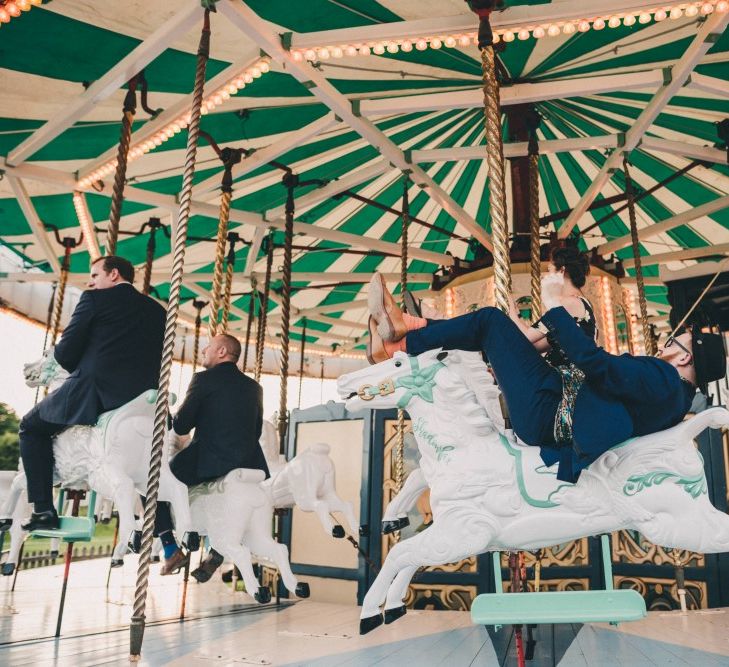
[1,0,729,364]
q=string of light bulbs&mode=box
[0,0,41,26]
[290,0,728,61]
[77,57,272,189]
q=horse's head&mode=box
[337,349,449,412]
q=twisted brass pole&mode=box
[192,300,204,373]
[49,246,71,348]
[142,226,157,296]
[242,288,255,373]
[528,149,541,323]
[277,174,296,456]
[479,21,510,312]
[209,165,233,336]
[624,158,652,355]
[107,78,137,256]
[221,260,234,333]
[129,11,211,660]
[254,234,274,383]
[297,317,307,409]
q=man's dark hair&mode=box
[218,334,242,362]
[92,255,135,283]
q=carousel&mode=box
[1,1,729,665]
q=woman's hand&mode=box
[541,272,564,311]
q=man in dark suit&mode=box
[18,256,166,531]
[367,272,726,483]
[169,333,268,581]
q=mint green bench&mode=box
[471,535,646,627]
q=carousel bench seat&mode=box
[30,489,97,543]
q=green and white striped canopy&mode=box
[1,0,728,360]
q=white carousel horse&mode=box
[183,419,358,602]
[337,349,729,634]
[0,470,32,575]
[6,351,193,566]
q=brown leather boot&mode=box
[369,273,408,342]
[160,548,189,576]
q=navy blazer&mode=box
[538,307,694,482]
[40,283,165,425]
[172,362,270,480]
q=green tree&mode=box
[0,403,20,470]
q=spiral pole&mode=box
[624,158,652,355]
[528,150,541,322]
[479,22,510,313]
[242,288,255,373]
[192,300,204,373]
[254,233,274,383]
[297,317,307,409]
[49,246,71,348]
[106,78,137,256]
[221,260,234,333]
[208,168,233,336]
[129,11,211,660]
[277,174,297,456]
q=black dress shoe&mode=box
[0,518,12,532]
[402,290,423,318]
[191,549,225,583]
[21,510,60,532]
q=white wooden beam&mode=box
[623,242,729,268]
[619,276,665,286]
[220,0,493,253]
[244,226,266,277]
[193,113,340,196]
[176,271,432,284]
[598,193,729,255]
[1,160,454,266]
[6,176,61,274]
[7,2,203,167]
[290,1,669,50]
[688,71,729,97]
[558,11,729,239]
[359,70,665,116]
[640,136,727,164]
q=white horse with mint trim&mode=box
[337,348,729,635]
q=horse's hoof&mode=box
[128,530,142,554]
[182,531,200,552]
[384,605,406,624]
[332,525,345,539]
[0,518,12,532]
[50,550,59,559]
[152,555,160,563]
[1,563,15,576]
[360,614,384,635]
[100,517,111,525]
[255,586,272,604]
[295,582,310,598]
[110,558,124,569]
[382,517,409,534]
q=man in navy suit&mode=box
[18,256,165,530]
[367,273,726,483]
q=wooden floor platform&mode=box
[1,558,729,665]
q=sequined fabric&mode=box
[553,363,585,446]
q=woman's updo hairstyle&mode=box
[551,246,590,288]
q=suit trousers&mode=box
[170,445,213,487]
[19,403,66,506]
[406,307,563,446]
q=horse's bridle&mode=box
[355,356,445,408]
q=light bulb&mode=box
[578,20,590,32]
[259,61,270,73]
[533,26,546,38]
[670,7,684,18]
[638,12,652,23]
[547,24,561,36]
[563,22,576,34]
[401,40,413,52]
[291,50,304,62]
[6,3,20,17]
[458,35,471,46]
[503,30,515,42]
[444,36,456,48]
[493,32,501,43]
[518,28,530,40]
[331,46,343,58]
[386,42,399,53]
[686,4,699,16]
[31,0,41,4]
[717,0,729,10]
[608,15,621,27]
[317,48,330,60]
[226,83,238,94]
[415,39,427,50]
[345,45,358,56]
[212,94,223,105]
[359,45,371,56]
[373,43,385,55]
[431,37,442,49]
[624,14,637,25]
[219,90,230,101]
[304,49,316,61]
[17,0,30,10]
[593,18,606,30]
[0,8,9,21]
[244,73,253,84]
[701,2,714,14]
[654,9,667,21]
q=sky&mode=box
[0,310,341,421]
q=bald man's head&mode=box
[201,333,241,369]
